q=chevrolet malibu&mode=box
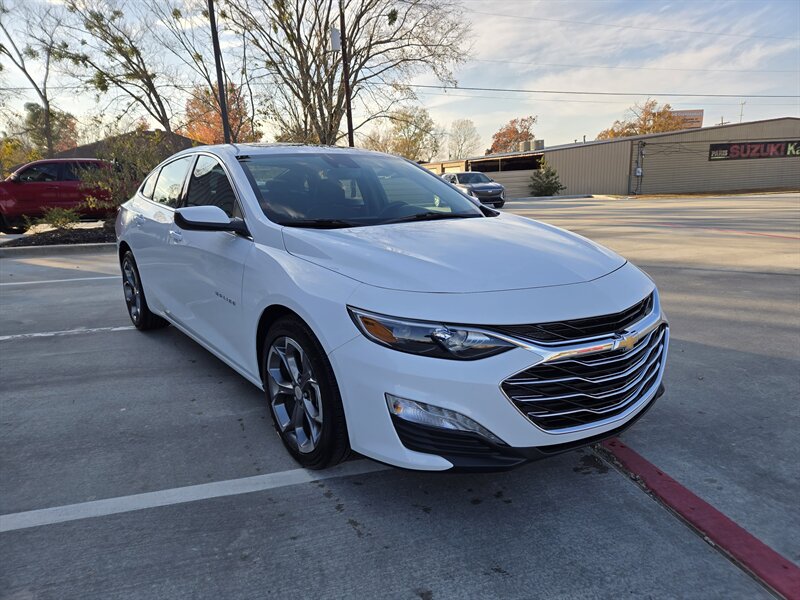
[116,145,668,471]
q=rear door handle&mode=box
[168,230,183,244]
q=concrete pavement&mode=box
[1,192,798,598]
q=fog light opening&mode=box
[386,393,504,445]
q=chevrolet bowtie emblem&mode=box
[614,333,639,352]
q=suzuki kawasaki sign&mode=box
[709,140,800,161]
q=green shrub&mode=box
[529,160,566,197]
[38,207,81,230]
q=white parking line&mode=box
[0,460,390,532]
[0,326,135,342]
[0,276,118,286]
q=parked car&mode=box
[442,171,505,208]
[0,158,110,232]
[116,145,668,471]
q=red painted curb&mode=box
[601,438,800,600]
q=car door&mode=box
[11,162,61,219]
[170,154,253,368]
[132,156,194,317]
[57,162,84,212]
[61,161,105,216]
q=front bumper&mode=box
[328,309,667,471]
[391,384,665,471]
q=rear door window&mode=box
[62,162,101,181]
[151,157,192,208]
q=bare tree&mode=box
[447,118,480,159]
[0,0,67,156]
[144,0,261,141]
[223,0,469,144]
[363,106,443,162]
[58,0,176,131]
[361,124,393,153]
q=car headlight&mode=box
[348,307,516,360]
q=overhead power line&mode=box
[460,7,800,41]
[415,90,800,107]
[470,58,800,75]
[406,84,800,99]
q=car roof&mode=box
[25,158,106,164]
[172,143,389,161]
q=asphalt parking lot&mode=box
[1,192,798,599]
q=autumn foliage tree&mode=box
[178,84,262,144]
[489,115,536,154]
[596,98,686,140]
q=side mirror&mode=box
[174,205,249,236]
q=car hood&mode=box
[282,213,626,293]
[465,182,503,191]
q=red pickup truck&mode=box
[0,158,110,232]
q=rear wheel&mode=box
[263,316,349,469]
[121,251,169,330]
[0,214,26,233]
[495,200,505,209]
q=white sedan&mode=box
[116,145,668,471]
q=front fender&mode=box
[241,242,363,378]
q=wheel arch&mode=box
[255,304,305,383]
[118,240,132,265]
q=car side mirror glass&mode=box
[175,205,249,236]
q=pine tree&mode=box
[529,160,566,196]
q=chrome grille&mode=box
[502,324,667,431]
[490,294,654,345]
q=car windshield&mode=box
[239,152,486,228]
[457,172,491,184]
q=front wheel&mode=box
[121,251,169,330]
[263,316,349,469]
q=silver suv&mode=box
[442,172,505,208]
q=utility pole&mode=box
[207,0,231,144]
[739,100,746,123]
[339,0,354,147]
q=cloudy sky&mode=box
[418,0,800,150]
[2,0,799,149]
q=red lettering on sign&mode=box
[729,145,740,158]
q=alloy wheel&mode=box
[122,258,142,324]
[266,336,324,453]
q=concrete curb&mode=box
[0,242,117,259]
[509,194,595,201]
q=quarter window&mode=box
[17,163,59,182]
[140,170,157,199]
[185,155,238,218]
[152,157,192,208]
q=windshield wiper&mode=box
[282,218,363,229]
[383,211,482,225]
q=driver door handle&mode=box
[168,230,183,244]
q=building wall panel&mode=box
[544,141,632,195]
[630,120,800,194]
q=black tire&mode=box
[495,200,505,209]
[120,251,169,331]
[262,316,349,469]
[0,214,26,234]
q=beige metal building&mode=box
[425,117,800,197]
